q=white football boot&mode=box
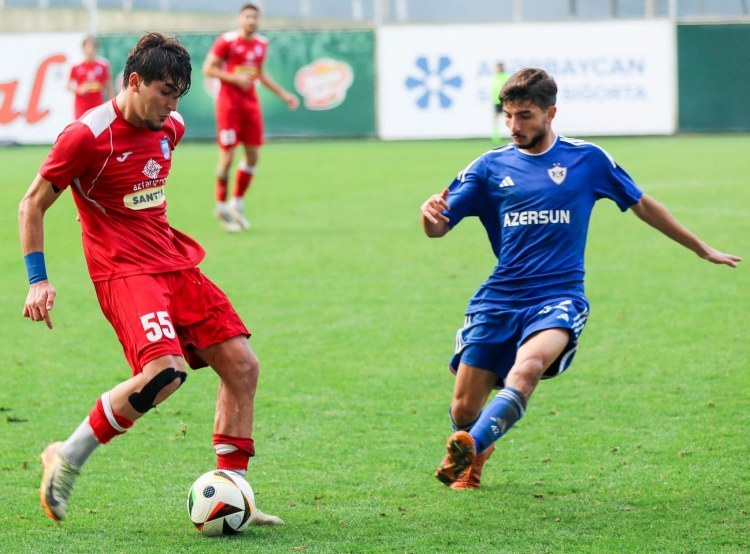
[39,441,81,522]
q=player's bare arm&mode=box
[202,51,253,90]
[630,193,742,267]
[258,69,299,109]
[19,174,63,329]
[421,188,451,237]
[104,75,115,100]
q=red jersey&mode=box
[69,58,111,118]
[39,99,205,282]
[211,31,268,107]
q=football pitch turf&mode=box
[0,135,748,552]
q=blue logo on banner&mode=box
[405,56,463,110]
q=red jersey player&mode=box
[20,33,282,526]
[67,36,115,119]
[203,3,299,232]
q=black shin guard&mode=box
[128,367,187,414]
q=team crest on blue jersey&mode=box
[160,137,171,160]
[548,163,567,185]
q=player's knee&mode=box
[226,352,259,394]
[514,355,547,379]
[239,353,259,387]
[128,367,187,414]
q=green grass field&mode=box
[1,135,748,553]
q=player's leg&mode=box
[195,337,283,526]
[215,109,243,232]
[214,145,242,232]
[436,362,497,487]
[492,104,502,143]
[450,363,497,430]
[195,336,258,473]
[437,329,569,487]
[41,355,187,522]
[468,328,569,454]
[228,106,263,230]
[40,275,187,522]
[465,297,590,457]
[229,143,260,230]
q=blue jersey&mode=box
[445,135,643,312]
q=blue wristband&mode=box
[24,251,48,284]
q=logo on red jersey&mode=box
[143,159,162,179]
[160,137,171,160]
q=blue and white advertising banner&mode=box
[377,21,676,139]
[0,33,85,144]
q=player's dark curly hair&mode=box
[122,32,192,98]
[500,68,557,109]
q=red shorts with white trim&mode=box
[216,101,264,149]
[94,268,250,375]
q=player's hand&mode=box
[281,92,299,110]
[23,281,56,329]
[702,248,742,268]
[420,188,451,225]
[233,73,254,90]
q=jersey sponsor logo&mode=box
[548,163,567,185]
[503,209,571,227]
[160,137,171,160]
[142,158,162,179]
[116,151,133,162]
[123,186,166,210]
[498,176,515,188]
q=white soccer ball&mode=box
[187,470,255,536]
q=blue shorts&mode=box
[449,296,590,388]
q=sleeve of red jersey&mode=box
[168,112,186,147]
[211,35,229,60]
[39,123,96,191]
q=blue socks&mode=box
[469,387,527,453]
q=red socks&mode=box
[87,394,133,444]
[213,433,255,472]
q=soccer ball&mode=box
[187,470,255,536]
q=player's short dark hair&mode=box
[240,2,260,13]
[500,68,557,109]
[122,32,192,98]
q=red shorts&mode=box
[216,101,264,149]
[94,268,250,375]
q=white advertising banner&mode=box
[377,21,676,139]
[0,33,85,144]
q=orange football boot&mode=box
[435,430,476,486]
[450,443,495,489]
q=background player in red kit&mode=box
[20,33,281,526]
[203,2,299,232]
[67,36,115,119]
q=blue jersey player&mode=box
[421,68,742,489]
